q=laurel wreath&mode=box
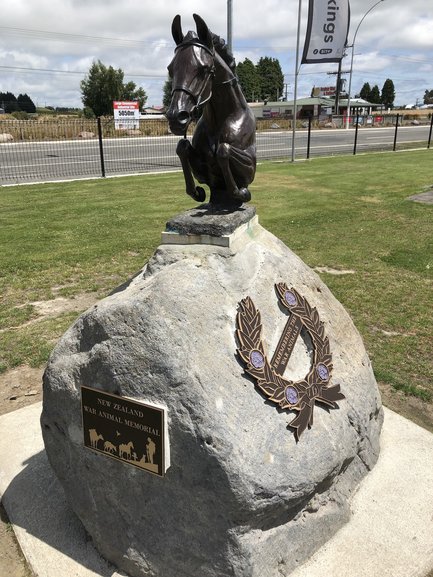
[236,283,344,440]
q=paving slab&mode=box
[408,190,433,205]
[0,403,432,577]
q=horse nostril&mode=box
[177,111,190,125]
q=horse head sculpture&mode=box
[166,14,256,206]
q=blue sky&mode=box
[0,0,431,108]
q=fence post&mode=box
[97,117,106,178]
[428,115,433,149]
[307,116,312,159]
[393,114,400,152]
[353,113,359,155]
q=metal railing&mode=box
[1,115,432,185]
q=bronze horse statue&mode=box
[166,14,256,206]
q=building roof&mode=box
[250,97,334,107]
[249,97,376,108]
[338,97,375,107]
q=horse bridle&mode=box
[170,41,216,120]
[171,40,237,124]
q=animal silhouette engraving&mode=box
[104,441,117,454]
[119,441,134,460]
[89,429,103,448]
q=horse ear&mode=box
[172,14,184,45]
[193,13,213,51]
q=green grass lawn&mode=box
[0,150,432,416]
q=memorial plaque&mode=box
[81,386,166,477]
[236,283,345,440]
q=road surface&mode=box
[0,125,431,185]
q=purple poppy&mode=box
[317,363,329,381]
[284,291,297,307]
[250,350,265,369]
[285,386,299,405]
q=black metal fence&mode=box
[0,118,180,185]
[1,115,432,185]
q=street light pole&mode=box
[345,0,385,129]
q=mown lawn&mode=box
[0,150,432,422]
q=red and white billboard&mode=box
[113,101,140,129]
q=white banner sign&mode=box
[113,100,140,129]
[302,0,350,64]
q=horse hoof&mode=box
[194,186,206,202]
[234,188,251,203]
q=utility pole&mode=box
[327,63,348,115]
[335,60,342,116]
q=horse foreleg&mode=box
[216,143,254,203]
[176,139,206,202]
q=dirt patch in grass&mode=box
[2,292,98,334]
[314,266,356,275]
[0,366,43,416]
[0,292,98,417]
[29,293,97,317]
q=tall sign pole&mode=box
[227,0,233,53]
[291,0,302,163]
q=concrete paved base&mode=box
[0,403,432,577]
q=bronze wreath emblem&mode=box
[236,283,344,440]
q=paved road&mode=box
[259,125,432,159]
[1,125,431,185]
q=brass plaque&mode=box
[236,283,345,440]
[81,386,165,477]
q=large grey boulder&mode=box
[41,211,383,577]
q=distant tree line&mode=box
[0,92,36,113]
[358,79,395,109]
[162,55,284,107]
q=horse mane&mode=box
[211,33,236,72]
[181,29,236,72]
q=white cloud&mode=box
[0,0,431,107]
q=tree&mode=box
[123,81,146,107]
[256,57,284,101]
[381,79,395,109]
[370,85,381,104]
[0,92,20,113]
[17,93,36,113]
[359,82,371,101]
[162,77,172,109]
[423,89,433,105]
[80,60,147,117]
[236,58,261,102]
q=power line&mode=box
[0,65,167,78]
[0,25,168,48]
